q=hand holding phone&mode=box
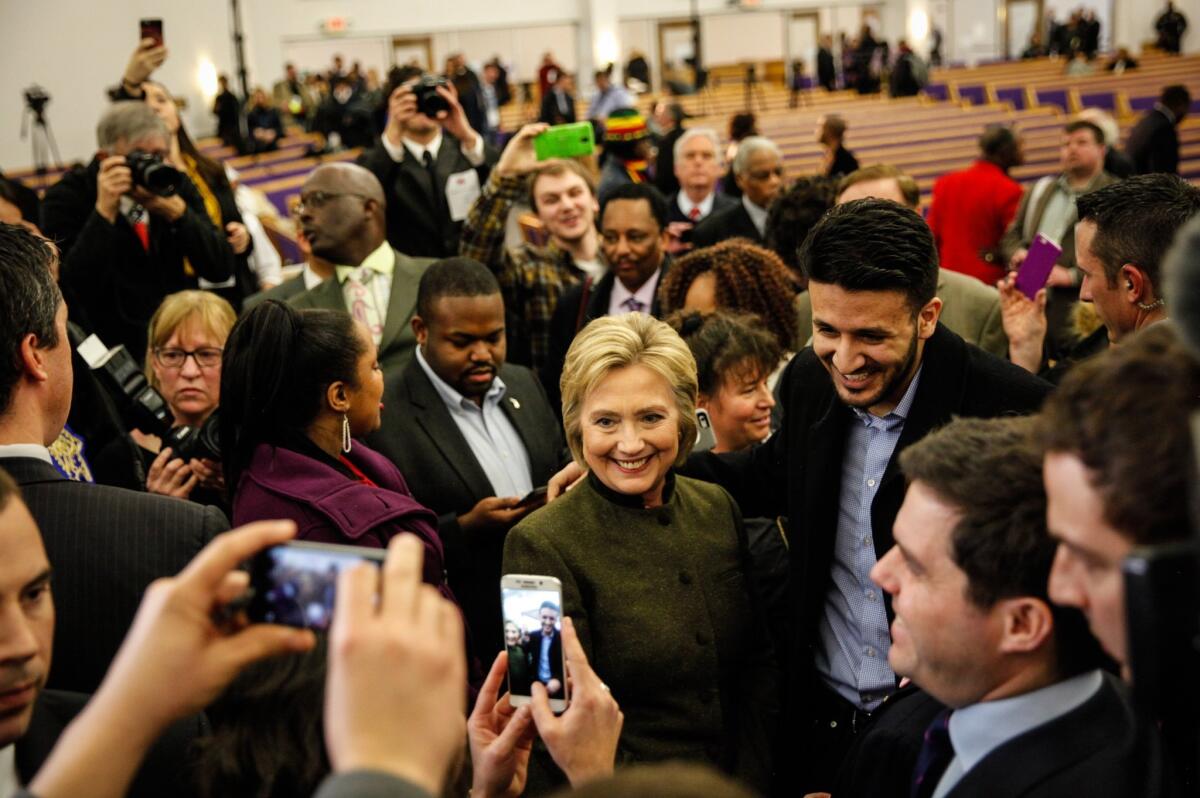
[246,541,386,630]
[1014,234,1063,300]
[516,486,548,509]
[139,18,164,47]
[694,408,716,453]
[534,122,596,161]
[501,574,569,711]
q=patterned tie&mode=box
[688,206,701,221]
[347,267,383,344]
[911,708,954,798]
[622,297,645,314]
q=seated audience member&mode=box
[505,313,776,791]
[246,87,286,154]
[927,125,1025,287]
[720,113,758,199]
[659,240,798,359]
[1076,108,1136,179]
[40,102,236,362]
[357,73,498,259]
[664,128,736,252]
[0,470,206,797]
[816,114,859,178]
[311,75,375,150]
[0,223,226,694]
[368,257,565,664]
[796,165,1008,358]
[1000,120,1115,353]
[597,109,654,201]
[459,123,602,371]
[1040,324,1200,792]
[290,163,434,375]
[999,173,1200,378]
[692,137,784,247]
[193,639,330,798]
[1125,84,1191,176]
[835,416,1166,798]
[538,71,577,126]
[543,182,671,407]
[92,291,232,507]
[763,176,836,287]
[243,203,335,311]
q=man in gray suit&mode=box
[0,222,226,694]
[290,162,434,377]
[367,257,565,664]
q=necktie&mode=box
[422,150,444,214]
[688,206,701,222]
[911,708,954,798]
[347,267,383,345]
[622,297,645,314]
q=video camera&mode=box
[76,334,220,463]
[125,150,181,197]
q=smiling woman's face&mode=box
[580,363,679,508]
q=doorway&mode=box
[392,36,433,71]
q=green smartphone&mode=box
[534,122,595,161]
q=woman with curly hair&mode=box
[658,238,799,353]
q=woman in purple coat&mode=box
[219,300,451,596]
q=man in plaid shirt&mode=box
[459,124,607,370]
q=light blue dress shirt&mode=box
[539,633,553,682]
[932,669,1103,797]
[815,366,923,711]
[415,347,534,498]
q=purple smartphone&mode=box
[1015,234,1062,300]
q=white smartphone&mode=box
[500,574,569,711]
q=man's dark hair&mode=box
[764,177,836,275]
[416,257,501,319]
[1161,84,1191,111]
[1038,324,1200,547]
[821,114,848,141]
[900,416,1105,677]
[798,198,938,311]
[1075,173,1200,288]
[600,182,668,231]
[0,223,62,413]
[539,601,560,614]
[979,124,1017,158]
[1063,119,1105,145]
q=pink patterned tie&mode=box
[347,268,383,344]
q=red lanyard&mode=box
[338,455,378,488]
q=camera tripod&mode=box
[20,93,63,176]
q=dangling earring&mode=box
[341,413,352,454]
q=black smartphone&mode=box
[516,486,548,508]
[246,540,384,630]
[139,18,164,47]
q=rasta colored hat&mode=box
[604,108,649,143]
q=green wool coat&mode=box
[503,471,777,788]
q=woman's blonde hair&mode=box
[560,313,698,468]
[145,290,237,389]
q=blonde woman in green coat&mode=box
[503,313,777,792]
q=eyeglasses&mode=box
[747,166,785,181]
[296,190,369,211]
[153,347,223,370]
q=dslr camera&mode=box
[76,334,220,463]
[412,74,451,118]
[125,150,182,197]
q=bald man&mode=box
[795,165,1009,359]
[289,163,436,375]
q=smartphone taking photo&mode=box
[246,541,385,630]
[139,18,164,47]
[500,574,569,711]
[1015,233,1063,300]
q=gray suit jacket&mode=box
[288,248,434,375]
[999,171,1118,271]
[795,267,1008,359]
[242,273,307,312]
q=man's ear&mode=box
[1119,263,1153,304]
[325,380,350,414]
[997,596,1054,655]
[917,296,943,339]
[411,315,427,347]
[20,333,52,383]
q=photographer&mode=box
[41,102,236,363]
[357,73,499,259]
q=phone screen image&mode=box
[501,581,567,707]
[248,542,383,630]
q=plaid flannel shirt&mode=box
[459,172,592,370]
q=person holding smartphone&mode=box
[503,313,776,791]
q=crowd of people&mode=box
[0,11,1198,798]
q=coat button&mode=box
[679,571,693,585]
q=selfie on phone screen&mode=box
[250,544,381,631]
[501,581,566,703]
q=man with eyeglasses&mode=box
[289,163,435,376]
[692,136,784,248]
[243,200,336,311]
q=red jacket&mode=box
[927,159,1023,286]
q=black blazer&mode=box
[666,191,739,226]
[357,136,499,258]
[538,90,577,125]
[1125,108,1180,176]
[683,325,1051,750]
[521,629,565,691]
[1,456,227,693]
[690,200,763,248]
[366,360,565,661]
[828,145,860,178]
[17,690,208,798]
[540,262,670,414]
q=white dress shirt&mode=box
[381,130,486,167]
[677,191,715,221]
[0,443,53,465]
[0,745,18,798]
[608,267,662,317]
